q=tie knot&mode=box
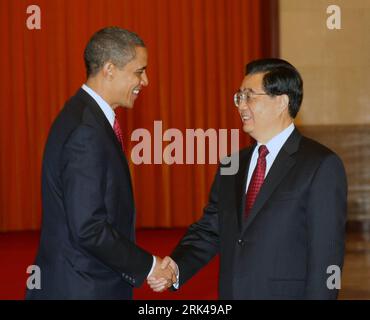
[258,145,269,158]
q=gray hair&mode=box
[84,26,145,78]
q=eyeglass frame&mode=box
[233,89,269,107]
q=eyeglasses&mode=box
[233,89,268,107]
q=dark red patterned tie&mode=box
[113,117,124,151]
[245,145,269,218]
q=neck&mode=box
[85,78,116,110]
[256,120,293,144]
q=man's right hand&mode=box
[147,256,178,292]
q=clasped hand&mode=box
[147,256,178,292]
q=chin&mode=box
[242,123,253,134]
[120,101,134,109]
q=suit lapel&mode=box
[235,146,255,232]
[242,129,302,234]
[79,89,122,152]
[77,89,135,198]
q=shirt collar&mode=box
[257,123,295,158]
[82,84,115,128]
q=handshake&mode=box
[147,256,178,292]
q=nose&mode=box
[141,71,149,87]
[238,100,248,110]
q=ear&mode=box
[277,94,289,114]
[102,62,114,80]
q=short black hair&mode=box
[245,58,303,118]
[84,26,145,78]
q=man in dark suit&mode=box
[26,27,175,300]
[148,58,347,299]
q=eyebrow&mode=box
[136,66,147,72]
[238,88,256,93]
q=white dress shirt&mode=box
[82,84,115,127]
[81,84,157,278]
[246,123,295,192]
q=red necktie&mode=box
[113,117,124,151]
[245,145,269,218]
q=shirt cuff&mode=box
[147,256,156,278]
[173,262,180,289]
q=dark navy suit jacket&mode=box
[171,129,347,299]
[26,89,152,299]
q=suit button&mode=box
[237,239,244,246]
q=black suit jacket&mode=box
[171,129,347,299]
[26,89,152,299]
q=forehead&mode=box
[240,72,265,91]
[124,46,148,69]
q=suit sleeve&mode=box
[171,167,221,287]
[61,125,152,287]
[305,153,347,299]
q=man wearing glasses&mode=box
[148,58,347,299]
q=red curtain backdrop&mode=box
[0,0,271,231]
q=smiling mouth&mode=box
[240,113,252,121]
[132,88,140,95]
